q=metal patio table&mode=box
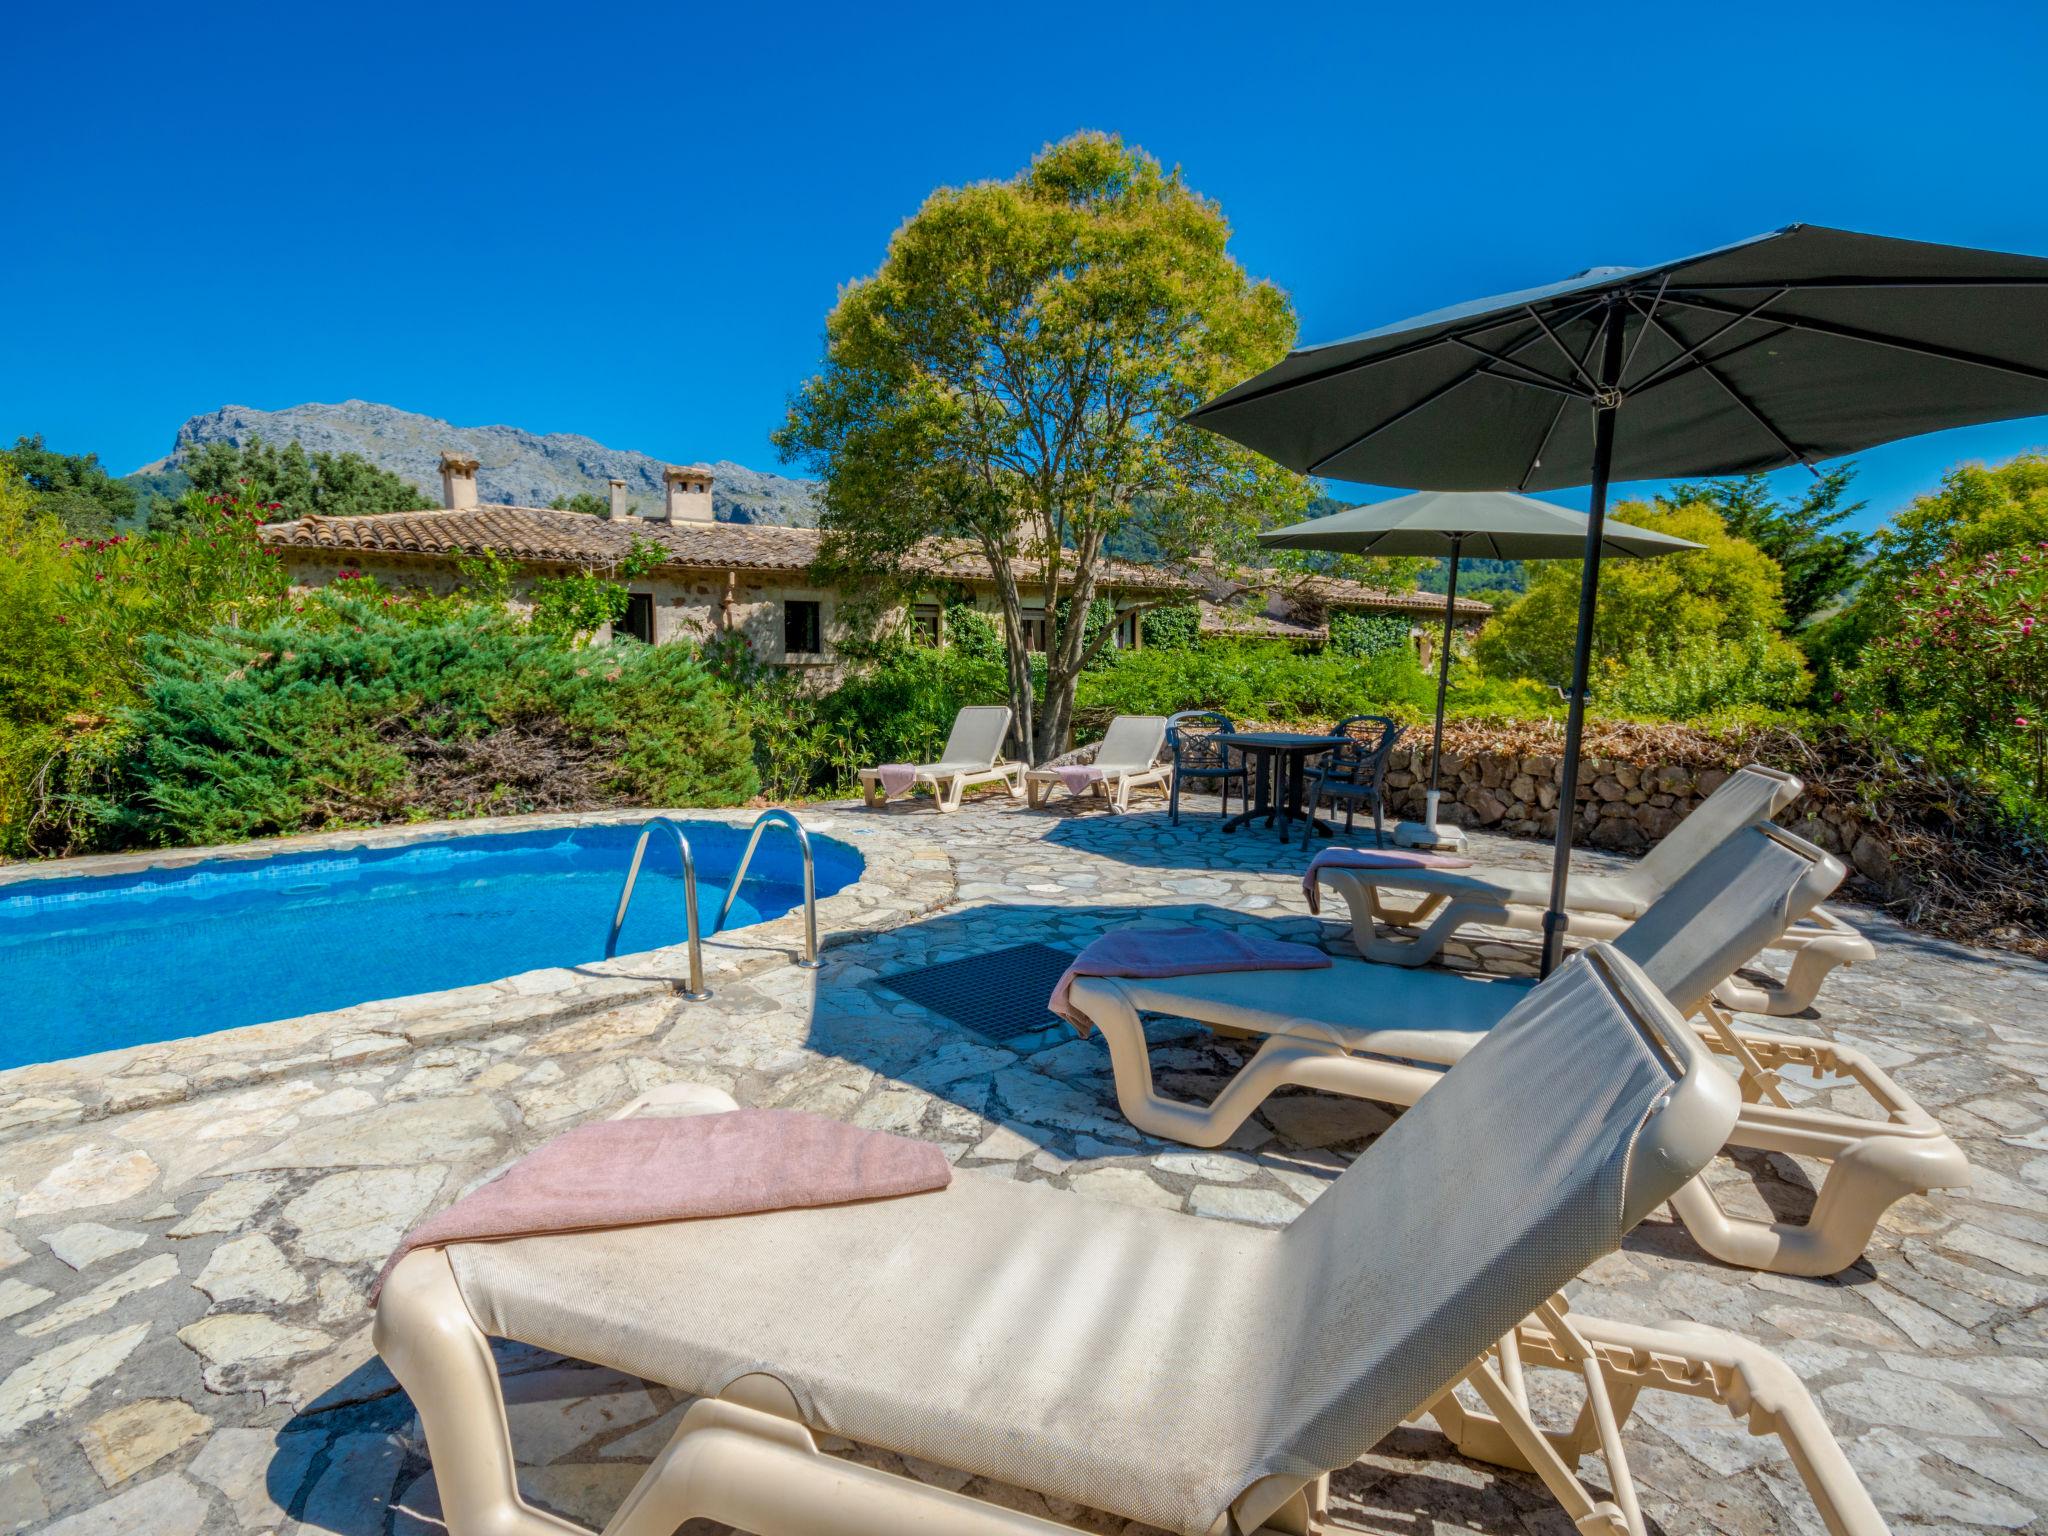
[1215,732,1347,839]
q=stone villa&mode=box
[258,452,1487,667]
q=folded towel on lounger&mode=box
[876,764,918,797]
[373,1109,951,1301]
[1302,846,1475,913]
[1049,926,1331,1028]
[1057,765,1106,796]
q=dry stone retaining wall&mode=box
[1380,721,1899,889]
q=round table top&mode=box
[1214,731,1347,751]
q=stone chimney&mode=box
[661,465,715,524]
[438,452,481,511]
[608,478,632,521]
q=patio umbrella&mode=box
[1195,224,2048,972]
[1257,490,1699,847]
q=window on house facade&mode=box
[910,602,942,645]
[1114,609,1138,649]
[620,592,655,644]
[1019,608,1048,653]
[784,599,823,657]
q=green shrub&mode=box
[1326,611,1409,659]
[1077,639,1435,724]
[814,645,1012,774]
[96,604,757,848]
[942,603,1004,662]
[1139,603,1200,650]
[0,473,290,856]
[1596,625,1810,719]
[1443,669,1563,720]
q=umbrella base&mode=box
[1394,819,1469,852]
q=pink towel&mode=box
[1049,926,1331,1029]
[1302,846,1476,913]
[1056,765,1105,797]
[372,1108,951,1301]
[875,763,918,798]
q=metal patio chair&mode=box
[1165,710,1248,827]
[1301,713,1403,847]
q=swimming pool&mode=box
[0,820,862,1070]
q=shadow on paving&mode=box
[1037,798,1360,872]
[798,897,1833,1266]
[258,895,1858,1532]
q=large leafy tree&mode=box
[1473,501,1796,689]
[3,435,139,535]
[177,435,431,523]
[1658,465,1867,627]
[774,132,1308,760]
[1867,452,2048,584]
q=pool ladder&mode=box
[604,809,823,1002]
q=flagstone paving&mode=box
[1,795,2045,1533]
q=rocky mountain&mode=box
[131,400,821,526]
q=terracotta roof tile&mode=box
[1188,565,1492,621]
[259,505,1188,593]
[1286,572,1493,619]
[1197,600,1326,642]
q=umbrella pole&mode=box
[1540,304,1626,977]
[1425,536,1462,828]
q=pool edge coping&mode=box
[0,806,957,1139]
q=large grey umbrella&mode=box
[1196,224,2048,973]
[1258,491,1699,845]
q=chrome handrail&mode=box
[713,808,822,969]
[605,817,710,1000]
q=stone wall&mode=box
[1375,721,1898,891]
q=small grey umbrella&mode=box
[1258,491,1699,843]
[1197,224,2048,973]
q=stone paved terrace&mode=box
[0,795,2045,1534]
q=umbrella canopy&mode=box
[1198,224,2048,973]
[1191,225,2048,491]
[1258,492,1700,840]
[1257,489,1700,559]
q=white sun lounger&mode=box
[376,947,1887,1536]
[1024,714,1173,812]
[858,704,1025,812]
[1324,764,1875,1015]
[1068,823,1969,1277]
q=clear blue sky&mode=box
[5,0,2044,531]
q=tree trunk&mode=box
[1033,548,1104,764]
[983,549,1038,765]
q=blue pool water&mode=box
[0,821,862,1070]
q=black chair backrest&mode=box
[1166,710,1235,774]
[1328,714,1403,784]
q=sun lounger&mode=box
[858,704,1025,812]
[1320,763,1874,1013]
[1024,714,1172,812]
[376,948,1887,1536]
[1066,823,1969,1276]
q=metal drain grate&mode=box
[876,942,1078,1044]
